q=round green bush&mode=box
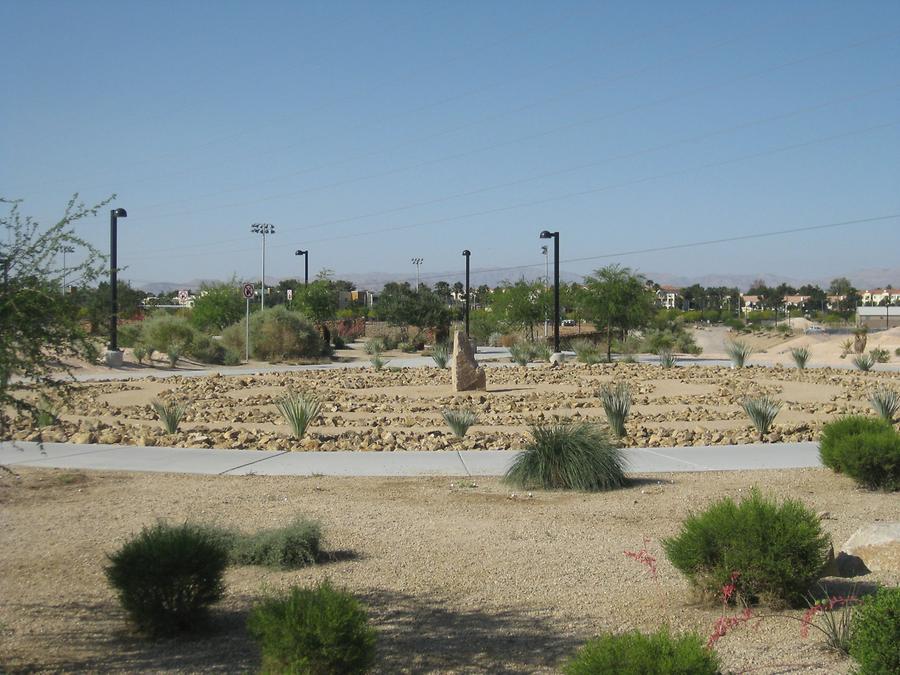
[563,629,719,675]
[850,587,900,674]
[221,306,321,361]
[247,580,376,675]
[139,314,198,354]
[105,522,229,636]
[188,334,226,364]
[819,416,899,490]
[504,422,627,491]
[662,488,830,607]
[231,518,322,569]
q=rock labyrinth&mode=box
[12,362,899,452]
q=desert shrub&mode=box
[231,518,322,569]
[275,391,320,439]
[117,322,143,348]
[598,382,631,438]
[725,340,753,368]
[869,347,890,363]
[563,628,719,675]
[166,343,182,368]
[370,355,385,371]
[151,398,187,434]
[896,347,900,357]
[247,580,376,675]
[105,522,229,636]
[530,341,552,361]
[819,416,891,472]
[34,396,59,427]
[431,342,450,368]
[853,353,875,372]
[132,343,148,364]
[571,338,603,364]
[140,314,198,353]
[818,417,900,491]
[508,342,531,366]
[488,332,503,347]
[223,348,241,366]
[442,408,477,438]
[790,346,811,369]
[849,586,900,675]
[741,396,781,441]
[504,422,627,492]
[658,349,677,368]
[398,341,417,353]
[332,335,346,350]
[869,387,900,423]
[364,338,385,355]
[662,488,831,607]
[222,306,321,361]
[188,334,226,364]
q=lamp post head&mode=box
[539,230,556,239]
[112,208,127,218]
[295,249,307,256]
[462,249,470,257]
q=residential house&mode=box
[740,295,761,314]
[655,285,681,309]
[782,295,811,310]
[861,287,900,306]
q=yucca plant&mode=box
[364,338,385,355]
[166,343,182,368]
[370,355,385,371]
[725,340,753,368]
[658,349,677,369]
[441,408,477,438]
[839,338,854,358]
[275,391,321,439]
[598,382,631,438]
[741,396,782,441]
[431,343,450,368]
[869,386,900,423]
[508,342,531,366]
[790,346,811,370]
[853,353,876,372]
[151,399,188,434]
[504,422,627,491]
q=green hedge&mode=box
[564,629,719,675]
[819,416,900,491]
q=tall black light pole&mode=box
[295,249,309,286]
[540,230,560,353]
[109,208,127,354]
[462,249,471,338]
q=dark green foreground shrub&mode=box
[850,586,900,674]
[663,488,830,607]
[105,522,229,636]
[504,422,627,491]
[819,416,900,491]
[231,518,322,569]
[248,580,376,675]
[563,629,719,675]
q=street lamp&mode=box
[295,249,309,286]
[462,250,471,338]
[539,230,560,353]
[411,257,423,291]
[61,245,75,293]
[106,208,127,365]
[887,285,893,330]
[251,223,275,310]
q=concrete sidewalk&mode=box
[0,440,822,477]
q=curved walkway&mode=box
[0,440,821,477]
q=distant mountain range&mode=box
[127,266,899,295]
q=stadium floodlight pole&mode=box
[109,208,127,353]
[411,257,423,291]
[539,230,560,353]
[61,245,75,293]
[295,249,308,286]
[251,223,275,310]
[887,285,893,330]
[462,250,471,338]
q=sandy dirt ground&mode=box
[1,466,897,674]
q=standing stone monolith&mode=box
[452,330,486,391]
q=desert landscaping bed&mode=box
[1,466,897,673]
[8,362,899,452]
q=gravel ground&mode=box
[1,466,897,674]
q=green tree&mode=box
[1,195,110,435]
[294,279,338,326]
[374,282,450,339]
[190,280,245,332]
[71,281,147,334]
[490,280,549,340]
[577,265,655,361]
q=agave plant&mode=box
[853,353,876,372]
[790,346,811,370]
[508,342,531,366]
[151,398,188,434]
[598,382,631,438]
[741,396,782,441]
[725,340,753,368]
[869,387,900,423]
[504,422,627,491]
[431,343,451,369]
[275,391,321,439]
[657,349,677,369]
[441,408,477,438]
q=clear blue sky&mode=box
[2,0,899,289]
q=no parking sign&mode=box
[242,283,255,299]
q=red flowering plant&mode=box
[624,537,658,580]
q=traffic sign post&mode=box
[242,283,254,361]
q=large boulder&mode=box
[841,523,900,573]
[451,330,486,392]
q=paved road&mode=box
[1,440,822,477]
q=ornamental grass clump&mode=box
[853,353,876,372]
[441,408,477,439]
[504,422,627,492]
[105,522,229,636]
[275,391,320,439]
[657,349,677,369]
[508,342,531,366]
[662,488,831,607]
[247,579,376,675]
[869,386,900,423]
[598,382,631,438]
[724,340,753,368]
[431,342,450,368]
[151,398,188,434]
[818,416,899,491]
[571,338,603,365]
[563,628,719,675]
[370,355,385,371]
[741,396,782,441]
[790,346,811,370]
[231,518,322,569]
[849,586,900,675]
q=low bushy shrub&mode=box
[188,335,226,364]
[105,522,229,636]
[221,306,322,361]
[870,347,890,363]
[231,518,322,569]
[850,586,900,675]
[819,416,899,490]
[223,348,241,366]
[140,314,198,353]
[117,322,143,348]
[563,629,719,675]
[662,488,830,607]
[571,338,603,364]
[504,422,627,491]
[247,580,376,675]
